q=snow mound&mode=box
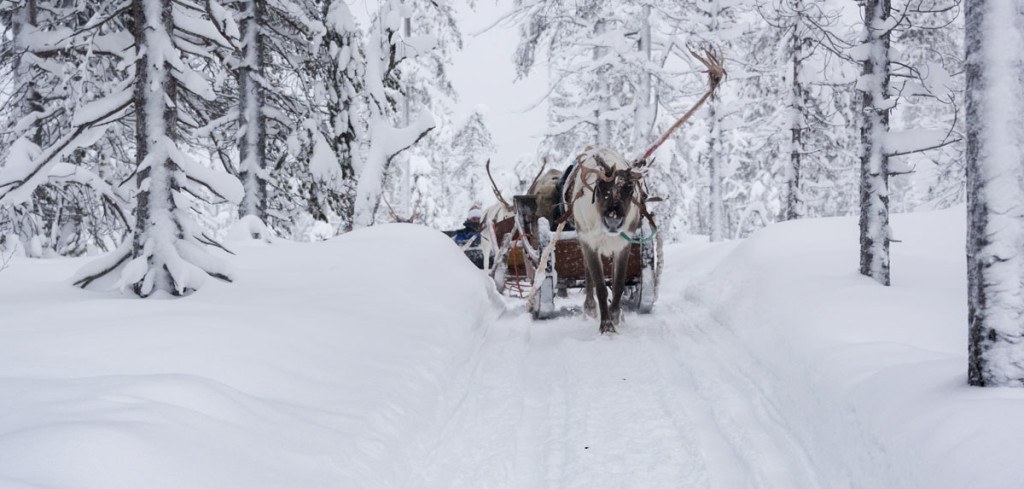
[681,207,1024,489]
[0,224,499,489]
[225,214,275,242]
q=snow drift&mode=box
[0,224,499,489]
[682,207,1024,489]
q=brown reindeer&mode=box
[569,148,649,333]
[565,48,725,334]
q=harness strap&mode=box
[619,226,659,244]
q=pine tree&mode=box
[71,0,243,296]
[966,0,1024,387]
[0,0,132,256]
[444,107,496,227]
[316,0,363,230]
[226,0,325,234]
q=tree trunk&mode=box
[708,96,724,242]
[858,0,892,285]
[594,19,611,147]
[630,5,655,149]
[13,0,41,145]
[785,0,806,221]
[966,0,1024,387]
[704,0,725,242]
[237,0,267,220]
[131,0,179,295]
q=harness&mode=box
[554,154,659,243]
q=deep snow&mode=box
[0,225,498,488]
[3,208,1024,488]
[687,207,1024,489]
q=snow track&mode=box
[405,294,825,489]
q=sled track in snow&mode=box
[403,296,824,489]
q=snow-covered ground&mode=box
[3,208,1024,488]
[0,225,499,488]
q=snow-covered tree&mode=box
[351,0,437,228]
[965,0,1024,387]
[889,2,964,211]
[513,0,719,240]
[0,0,132,256]
[856,0,895,285]
[438,107,496,227]
[755,0,851,221]
[216,0,326,235]
[385,0,462,220]
[68,0,243,296]
[314,0,363,230]
[854,0,961,285]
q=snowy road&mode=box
[404,291,825,489]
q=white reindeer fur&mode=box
[571,147,641,257]
[481,202,513,270]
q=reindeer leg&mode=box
[583,267,597,318]
[582,244,613,334]
[608,248,630,326]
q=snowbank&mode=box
[680,207,1024,489]
[0,224,499,489]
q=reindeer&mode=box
[482,158,552,273]
[381,193,422,224]
[562,48,726,334]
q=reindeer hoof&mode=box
[600,321,617,335]
[584,302,597,318]
[611,308,623,326]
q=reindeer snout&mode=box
[602,213,624,232]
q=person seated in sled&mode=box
[452,207,484,248]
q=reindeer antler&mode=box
[525,156,550,194]
[382,193,420,223]
[485,159,513,211]
[634,46,726,167]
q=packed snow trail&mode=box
[404,284,824,488]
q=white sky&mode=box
[448,1,549,172]
[348,0,548,174]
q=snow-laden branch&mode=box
[352,111,435,228]
[884,128,959,158]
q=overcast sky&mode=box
[345,0,548,187]
[449,1,548,172]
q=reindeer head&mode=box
[580,155,646,234]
